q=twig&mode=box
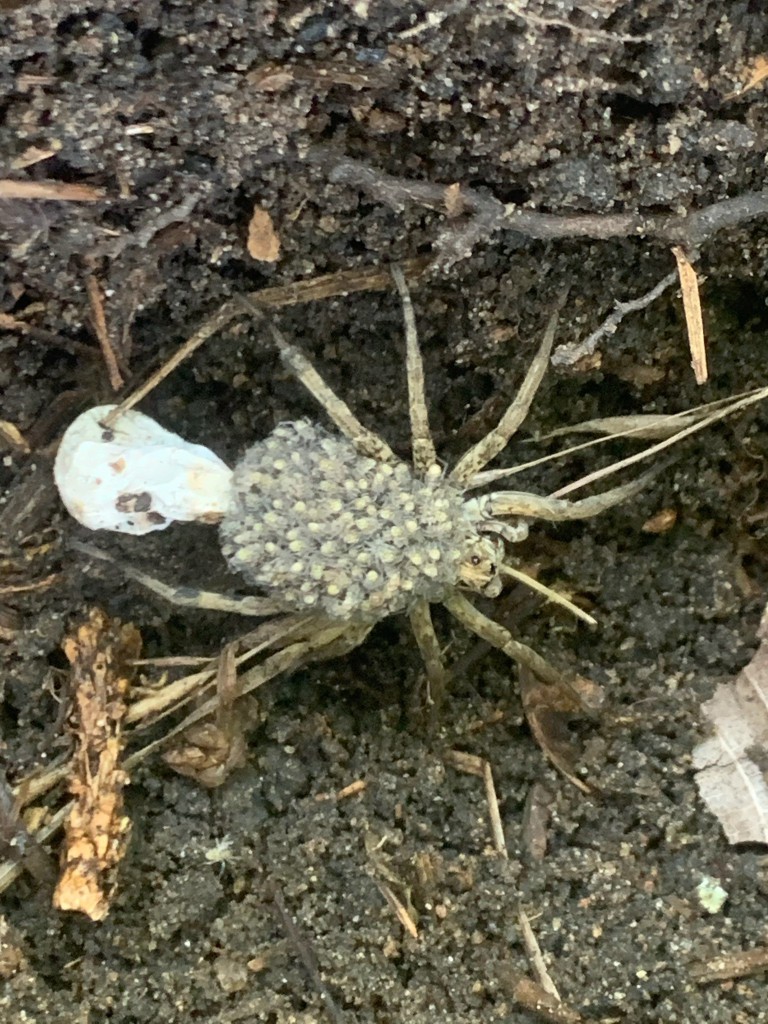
[308,149,768,269]
[96,187,210,261]
[551,270,678,367]
[690,946,768,983]
[85,274,125,391]
[268,881,347,1024]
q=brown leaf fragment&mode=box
[672,246,708,384]
[690,946,768,983]
[247,207,281,263]
[162,720,247,788]
[693,606,768,844]
[53,608,140,921]
[641,507,678,534]
[162,642,248,787]
[519,666,602,793]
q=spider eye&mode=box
[470,555,481,566]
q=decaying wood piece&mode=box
[692,606,768,845]
[53,608,140,920]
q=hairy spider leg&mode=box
[449,309,558,487]
[476,466,659,521]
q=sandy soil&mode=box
[2,2,768,1022]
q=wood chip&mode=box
[53,609,140,921]
[247,207,281,262]
[672,246,708,384]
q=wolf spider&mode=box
[122,268,650,718]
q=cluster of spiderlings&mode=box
[219,420,480,621]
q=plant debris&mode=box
[692,606,768,845]
[246,206,281,262]
[672,246,708,385]
[53,609,140,921]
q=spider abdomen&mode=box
[220,420,476,621]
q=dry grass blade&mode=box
[518,907,560,999]
[501,564,596,626]
[552,385,768,499]
[467,388,767,491]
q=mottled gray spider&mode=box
[127,268,650,709]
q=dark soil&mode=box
[2,2,768,1021]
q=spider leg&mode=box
[476,466,658,522]
[449,309,558,487]
[391,265,438,475]
[443,592,572,690]
[238,296,396,463]
[409,598,448,710]
[123,567,283,616]
[71,540,282,616]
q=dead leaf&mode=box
[162,642,249,787]
[519,666,602,793]
[53,609,140,920]
[163,720,247,787]
[692,606,768,844]
[247,207,281,262]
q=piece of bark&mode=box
[53,609,140,920]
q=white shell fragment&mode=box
[54,405,233,535]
